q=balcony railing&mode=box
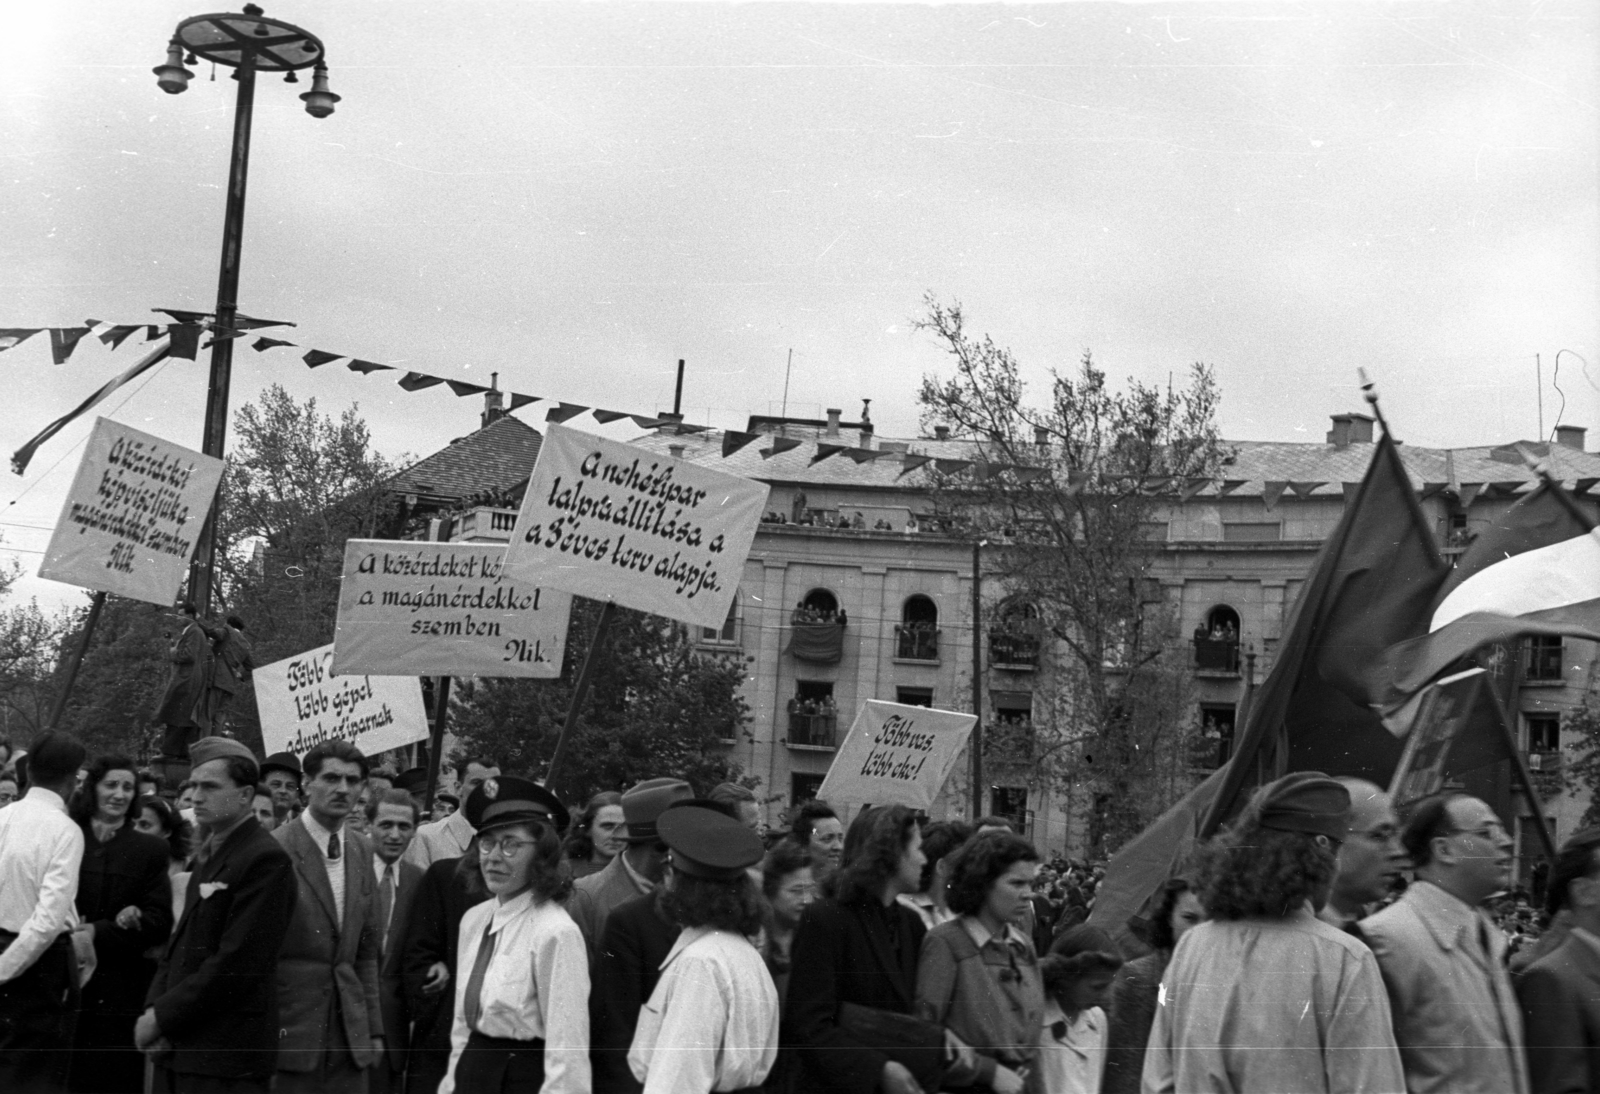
[455,506,520,541]
[787,709,839,749]
[985,719,1037,763]
[989,624,1041,669]
[1523,750,1564,797]
[1525,643,1564,682]
[895,623,939,661]
[1192,637,1240,674]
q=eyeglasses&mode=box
[478,836,535,858]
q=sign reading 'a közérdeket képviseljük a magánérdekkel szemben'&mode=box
[255,644,430,758]
[331,540,572,678]
[501,423,770,630]
[37,417,225,606]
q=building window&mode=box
[788,681,838,748]
[896,595,939,661]
[1193,704,1236,770]
[790,772,825,805]
[1222,521,1281,542]
[989,691,1035,762]
[991,786,1029,835]
[896,687,934,707]
[1524,636,1563,682]
[1526,713,1561,753]
[1193,606,1241,673]
[789,588,846,664]
[700,591,739,644]
[989,601,1041,669]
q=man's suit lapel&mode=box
[166,817,255,959]
[286,818,340,930]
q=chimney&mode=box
[825,408,841,437]
[1555,424,1587,450]
[668,444,686,459]
[1326,412,1375,448]
[481,371,505,429]
[1034,426,1050,448]
[934,425,950,442]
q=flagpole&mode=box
[1482,667,1559,862]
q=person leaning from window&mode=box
[783,804,929,1094]
[440,776,588,1094]
[915,829,1047,1094]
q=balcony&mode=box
[787,707,839,749]
[989,623,1041,671]
[455,506,520,543]
[894,623,939,662]
[1523,750,1564,798]
[985,719,1037,764]
[1193,636,1240,675]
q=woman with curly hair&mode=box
[915,829,1045,1094]
[66,754,175,1093]
[1101,876,1203,1094]
[1037,924,1124,1094]
[784,804,929,1094]
[563,790,625,879]
[441,776,588,1094]
[1142,772,1405,1094]
[628,805,778,1093]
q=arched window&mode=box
[789,588,845,664]
[897,595,939,660]
[989,600,1041,669]
[1193,605,1241,672]
[795,588,841,623]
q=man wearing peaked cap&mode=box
[628,806,778,1093]
[568,778,693,949]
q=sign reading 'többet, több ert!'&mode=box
[502,424,769,630]
[818,700,978,811]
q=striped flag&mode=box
[12,336,174,474]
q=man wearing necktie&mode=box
[367,789,424,1094]
[271,741,385,1094]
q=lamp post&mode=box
[155,4,339,613]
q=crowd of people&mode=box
[2,729,1598,1094]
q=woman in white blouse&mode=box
[440,776,589,1094]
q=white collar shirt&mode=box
[300,811,347,926]
[405,808,474,870]
[1038,1000,1107,1094]
[0,787,85,983]
[897,892,957,931]
[441,891,591,1094]
[628,926,780,1094]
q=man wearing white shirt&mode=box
[367,788,423,1094]
[0,730,88,1093]
[404,757,498,870]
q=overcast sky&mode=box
[4,0,1596,613]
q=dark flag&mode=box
[12,336,174,474]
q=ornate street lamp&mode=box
[154,5,338,612]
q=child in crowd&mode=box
[1037,925,1124,1094]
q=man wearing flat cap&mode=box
[1143,772,1404,1094]
[568,777,693,949]
[138,737,298,1093]
[1362,792,1529,1094]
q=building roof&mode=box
[388,414,543,503]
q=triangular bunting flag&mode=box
[1456,482,1484,509]
[347,359,392,375]
[1575,478,1599,496]
[545,403,588,423]
[398,372,445,391]
[722,431,759,457]
[303,349,344,369]
[98,325,140,350]
[509,393,541,411]
[812,443,846,465]
[760,437,803,458]
[1288,481,1326,499]
[675,423,711,435]
[49,328,91,364]
[1143,476,1175,493]
[1342,482,1362,503]
[251,336,295,352]
[1262,481,1288,510]
[0,329,40,352]
[898,454,934,479]
[1179,477,1211,501]
[934,458,973,475]
[629,414,664,428]
[591,409,632,424]
[167,324,203,361]
[1218,479,1248,496]
[843,448,879,464]
[155,308,209,324]
[1487,481,1526,498]
[446,380,489,397]
[144,326,164,342]
[1013,467,1048,485]
[201,330,248,350]
[1419,482,1450,501]
[229,313,294,331]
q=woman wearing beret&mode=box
[1142,772,1405,1094]
[628,805,779,1093]
[440,777,590,1094]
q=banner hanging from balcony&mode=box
[818,699,977,810]
[501,423,770,630]
[331,540,572,678]
[255,643,430,758]
[36,417,224,606]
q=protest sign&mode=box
[502,424,769,630]
[332,540,571,677]
[256,644,430,758]
[818,700,977,811]
[37,417,224,605]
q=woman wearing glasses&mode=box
[440,776,589,1094]
[915,828,1046,1094]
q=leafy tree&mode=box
[0,554,75,748]
[1563,696,1600,828]
[53,596,176,760]
[915,295,1230,853]
[449,598,753,806]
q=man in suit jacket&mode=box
[365,788,424,1094]
[1517,826,1600,1094]
[591,876,682,1092]
[399,855,485,1094]
[138,738,297,1093]
[271,740,384,1094]
[155,604,211,762]
[569,778,691,949]
[402,757,497,869]
[1362,792,1529,1094]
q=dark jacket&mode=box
[146,816,296,1079]
[1516,931,1600,1094]
[590,890,680,1094]
[154,620,209,727]
[1103,948,1168,1094]
[783,894,927,1094]
[376,858,425,1072]
[270,818,384,1074]
[400,857,486,1063]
